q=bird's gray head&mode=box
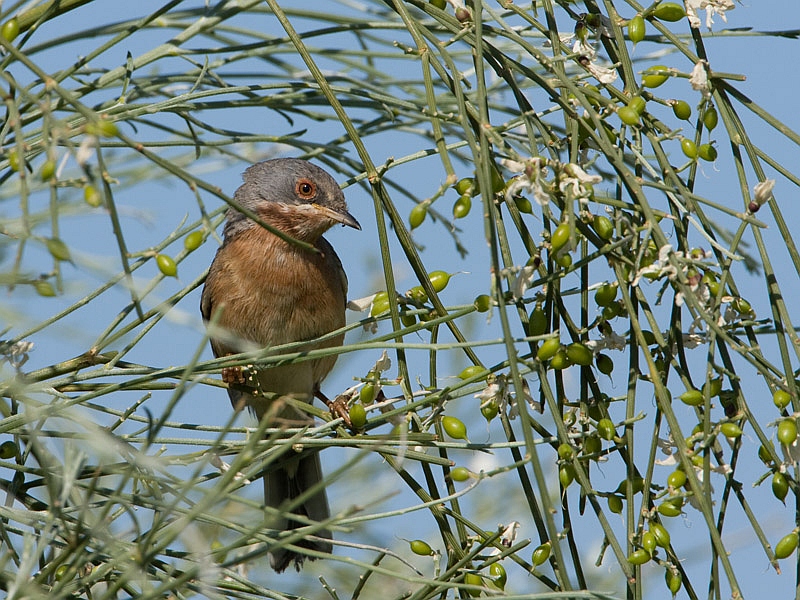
[223,158,360,241]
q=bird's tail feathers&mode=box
[265,451,332,573]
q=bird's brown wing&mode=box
[200,261,245,410]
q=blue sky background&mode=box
[2,1,800,597]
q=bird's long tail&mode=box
[265,451,332,573]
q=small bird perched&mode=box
[200,158,360,572]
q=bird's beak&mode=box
[313,203,361,230]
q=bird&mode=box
[200,158,360,572]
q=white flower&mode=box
[682,333,707,349]
[210,454,251,484]
[585,329,627,353]
[559,163,602,198]
[503,157,551,207]
[573,37,617,84]
[572,38,596,62]
[632,244,678,286]
[585,61,618,85]
[348,293,377,312]
[512,265,537,300]
[689,60,711,98]
[753,179,775,207]
[685,0,735,30]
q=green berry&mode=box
[774,389,792,410]
[46,237,71,262]
[653,2,686,21]
[34,280,56,297]
[596,353,614,375]
[671,99,692,120]
[349,403,367,429]
[480,401,498,421]
[410,539,434,555]
[515,196,533,214]
[409,204,427,229]
[642,65,669,88]
[703,105,718,131]
[428,270,451,292]
[453,194,472,218]
[473,294,492,312]
[559,464,575,487]
[628,14,645,44]
[628,548,651,565]
[442,415,468,440]
[642,531,657,555]
[360,383,376,404]
[40,159,56,181]
[778,419,798,446]
[0,440,17,459]
[156,254,177,277]
[1,18,20,43]
[597,418,615,441]
[608,495,623,513]
[618,106,640,126]
[720,422,742,439]
[680,138,698,159]
[550,348,571,370]
[650,523,671,548]
[657,501,682,518]
[557,443,575,460]
[594,282,617,307]
[566,342,593,366]
[772,472,789,502]
[665,567,682,594]
[184,230,203,251]
[458,365,487,380]
[7,148,20,172]
[489,562,506,589]
[84,185,102,207]
[454,177,475,195]
[429,0,447,9]
[628,96,647,115]
[698,143,717,161]
[678,389,703,406]
[537,337,561,361]
[529,305,547,336]
[667,469,686,489]
[775,532,799,559]
[532,542,551,565]
[592,215,614,241]
[550,223,570,252]
[451,466,471,482]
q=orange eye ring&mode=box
[295,178,317,200]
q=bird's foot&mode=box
[223,365,264,398]
[222,365,247,386]
[316,389,352,429]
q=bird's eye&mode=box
[295,178,316,199]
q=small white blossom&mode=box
[348,293,377,312]
[682,333,707,349]
[572,38,596,62]
[76,136,97,166]
[753,179,775,207]
[632,244,678,286]
[2,340,34,368]
[573,36,617,84]
[690,60,711,98]
[585,329,627,353]
[210,454,251,484]
[512,265,537,300]
[685,0,735,30]
[559,163,602,199]
[585,61,618,84]
[503,157,551,207]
